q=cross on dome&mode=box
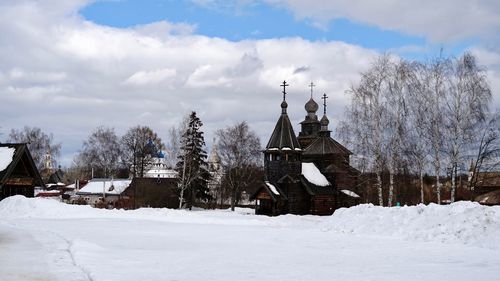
[309,82,315,98]
[322,93,328,115]
[281,80,289,101]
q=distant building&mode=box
[0,143,45,200]
[207,140,224,202]
[75,178,131,207]
[251,82,360,216]
[144,151,178,179]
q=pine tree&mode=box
[176,111,211,209]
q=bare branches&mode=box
[215,121,261,211]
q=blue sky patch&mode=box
[80,0,469,60]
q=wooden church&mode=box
[251,81,360,216]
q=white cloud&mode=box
[124,69,177,86]
[5,0,498,166]
[264,0,500,43]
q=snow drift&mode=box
[323,202,500,248]
[1,196,499,249]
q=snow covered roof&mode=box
[341,189,360,198]
[0,147,15,172]
[77,179,131,195]
[301,163,330,187]
[265,181,280,195]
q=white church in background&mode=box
[145,151,178,178]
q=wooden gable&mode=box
[0,143,45,200]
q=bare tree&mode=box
[121,125,164,178]
[215,121,261,211]
[342,55,395,205]
[468,112,500,193]
[165,114,189,167]
[443,53,492,202]
[405,61,431,203]
[8,126,61,171]
[341,51,495,205]
[79,126,121,178]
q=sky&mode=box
[1,0,500,166]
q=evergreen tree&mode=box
[176,111,211,209]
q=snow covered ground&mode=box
[1,196,499,281]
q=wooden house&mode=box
[251,84,360,216]
[0,143,45,200]
[123,177,179,209]
[75,178,131,207]
[474,172,500,205]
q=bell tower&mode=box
[264,81,302,184]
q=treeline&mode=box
[338,52,500,206]
[4,112,263,210]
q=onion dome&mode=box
[281,100,288,114]
[320,114,330,130]
[305,98,319,113]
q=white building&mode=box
[144,151,178,178]
[207,141,224,202]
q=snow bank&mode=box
[0,196,281,227]
[0,147,15,172]
[2,196,500,249]
[322,202,500,248]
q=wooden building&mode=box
[0,143,45,200]
[251,83,360,216]
[123,177,180,209]
[474,172,500,205]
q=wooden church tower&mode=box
[252,81,361,216]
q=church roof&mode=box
[265,101,301,151]
[300,176,336,196]
[303,135,352,156]
[249,181,287,201]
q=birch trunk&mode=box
[388,171,394,207]
[420,170,424,204]
[376,171,383,206]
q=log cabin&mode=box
[0,143,45,200]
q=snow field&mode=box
[2,196,499,248]
[1,196,500,281]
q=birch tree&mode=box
[444,53,492,202]
[405,62,431,203]
[468,112,500,193]
[343,55,392,206]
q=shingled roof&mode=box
[303,135,351,156]
[0,143,45,190]
[265,101,301,151]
